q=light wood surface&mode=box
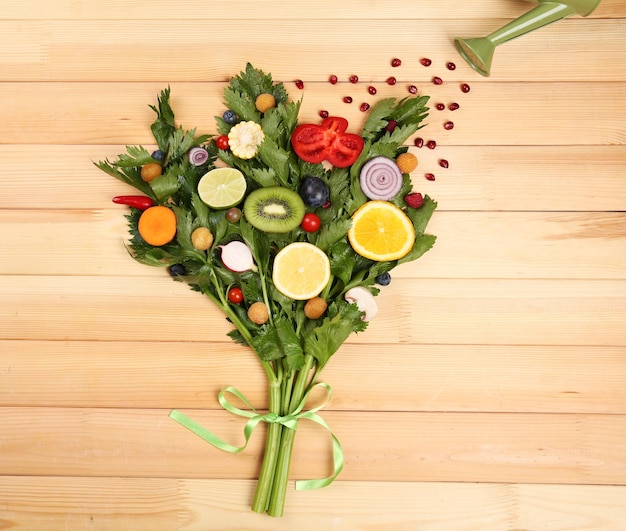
[1,1,625,529]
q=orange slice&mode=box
[348,200,415,261]
[272,242,331,300]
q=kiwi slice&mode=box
[243,187,305,233]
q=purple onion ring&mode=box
[359,156,403,200]
[188,146,209,166]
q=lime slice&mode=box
[198,167,247,209]
[272,242,331,300]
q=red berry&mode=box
[295,79,304,89]
[368,85,377,95]
[436,103,445,111]
[360,102,370,112]
[404,192,423,209]
[408,85,418,94]
[385,120,398,133]
[414,137,424,148]
[447,62,456,70]
[426,140,437,149]
[386,76,397,85]
[425,173,436,181]
[444,121,454,130]
[319,110,329,119]
[329,74,338,84]
[343,96,353,104]
[216,135,229,150]
[349,75,359,84]
[391,58,402,67]
[432,76,443,85]
[461,83,471,93]
[439,159,449,168]
[420,58,432,67]
[301,212,321,233]
[228,287,244,304]
[449,102,460,111]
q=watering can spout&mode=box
[454,0,602,77]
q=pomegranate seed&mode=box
[349,75,359,84]
[329,75,338,85]
[391,58,402,67]
[425,173,436,181]
[449,102,460,111]
[386,76,397,85]
[385,120,398,133]
[436,103,445,111]
[368,85,377,95]
[414,137,424,148]
[444,121,454,130]
[420,58,432,67]
[360,102,370,112]
[319,110,329,119]
[408,85,418,94]
[295,79,304,89]
[432,76,443,85]
[461,83,471,93]
[343,96,353,104]
[439,159,449,168]
[426,140,437,149]
[447,62,456,70]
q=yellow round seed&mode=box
[255,93,276,113]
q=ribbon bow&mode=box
[169,382,343,490]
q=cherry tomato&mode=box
[301,212,321,233]
[228,287,244,304]
[216,135,229,150]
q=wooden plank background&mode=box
[1,1,625,529]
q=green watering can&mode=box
[454,0,602,76]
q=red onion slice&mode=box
[359,156,403,200]
[188,146,209,166]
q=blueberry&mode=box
[299,176,330,208]
[168,264,187,277]
[375,272,391,286]
[222,110,238,124]
[151,149,165,162]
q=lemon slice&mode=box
[272,242,331,300]
[198,167,247,209]
[348,200,416,261]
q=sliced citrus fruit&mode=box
[348,200,416,261]
[272,242,331,300]
[198,167,247,209]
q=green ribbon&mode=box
[168,382,344,491]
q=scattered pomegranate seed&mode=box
[343,96,353,104]
[385,120,398,133]
[447,62,456,71]
[432,76,443,85]
[329,75,338,85]
[349,75,359,84]
[449,102,460,111]
[391,58,402,67]
[425,173,436,181]
[360,102,370,112]
[439,159,449,168]
[386,76,397,85]
[408,85,418,94]
[319,110,329,119]
[295,79,304,89]
[426,140,437,149]
[436,103,445,111]
[461,83,471,93]
[444,121,454,130]
[414,137,424,148]
[420,58,432,67]
[368,85,377,95]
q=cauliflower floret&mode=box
[227,121,265,159]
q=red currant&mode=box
[228,287,244,304]
[216,135,229,150]
[301,212,321,233]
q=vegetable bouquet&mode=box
[97,63,436,517]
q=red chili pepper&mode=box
[112,195,155,210]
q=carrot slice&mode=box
[137,205,177,246]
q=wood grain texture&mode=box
[1,0,625,528]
